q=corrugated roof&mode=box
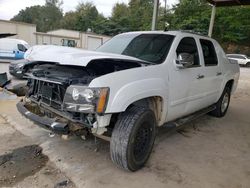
[207,0,250,7]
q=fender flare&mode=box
[105,78,168,116]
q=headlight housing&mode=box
[63,86,109,114]
[16,64,24,69]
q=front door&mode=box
[167,36,207,121]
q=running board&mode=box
[163,105,216,129]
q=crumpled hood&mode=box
[24,45,145,66]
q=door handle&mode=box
[216,72,222,76]
[197,74,205,79]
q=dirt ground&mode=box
[0,68,250,188]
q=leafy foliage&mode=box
[168,0,250,45]
[74,2,99,32]
[60,11,78,30]
[10,0,250,47]
[169,0,211,34]
[214,6,250,43]
[11,0,63,32]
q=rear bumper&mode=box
[16,101,70,134]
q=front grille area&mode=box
[28,79,68,110]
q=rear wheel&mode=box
[110,106,156,171]
[209,87,231,117]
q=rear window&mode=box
[200,39,218,66]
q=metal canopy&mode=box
[207,0,250,7]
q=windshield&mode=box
[96,33,175,64]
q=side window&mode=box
[237,55,245,59]
[17,44,27,52]
[176,37,200,67]
[228,55,236,58]
[200,39,218,66]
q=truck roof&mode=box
[120,30,212,40]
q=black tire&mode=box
[110,106,156,171]
[246,62,250,67]
[209,87,231,117]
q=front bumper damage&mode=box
[16,100,111,136]
[17,101,70,134]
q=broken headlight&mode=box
[63,86,109,113]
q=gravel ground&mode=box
[0,68,249,188]
[0,114,75,188]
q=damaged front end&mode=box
[17,59,140,136]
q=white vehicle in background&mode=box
[227,54,250,67]
[17,31,239,171]
[0,38,30,60]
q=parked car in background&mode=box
[17,31,239,171]
[9,59,32,79]
[227,54,250,67]
[0,38,29,60]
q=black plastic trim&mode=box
[16,101,69,134]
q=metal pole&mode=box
[208,5,216,37]
[152,0,159,31]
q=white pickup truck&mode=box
[17,31,240,171]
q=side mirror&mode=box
[176,53,194,68]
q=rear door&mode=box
[198,39,223,105]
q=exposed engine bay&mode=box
[21,59,142,134]
[24,59,142,84]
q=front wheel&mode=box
[110,106,156,171]
[209,87,231,117]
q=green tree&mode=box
[169,0,211,34]
[214,6,250,43]
[109,3,130,33]
[111,3,129,19]
[11,0,63,32]
[41,0,63,31]
[75,2,99,32]
[164,0,250,54]
[128,0,154,31]
[45,0,63,8]
[60,11,78,30]
[168,0,250,45]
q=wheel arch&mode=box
[225,79,234,93]
[126,96,164,126]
